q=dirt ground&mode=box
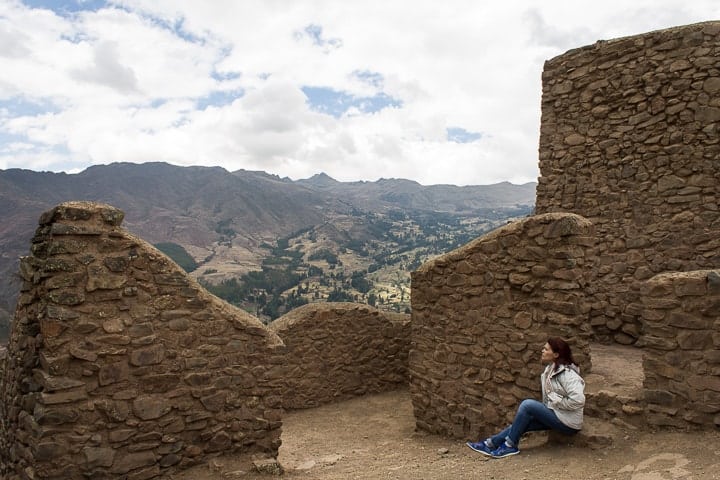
[173,387,720,480]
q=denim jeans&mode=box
[489,399,579,448]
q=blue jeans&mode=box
[489,399,578,448]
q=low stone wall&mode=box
[639,270,720,428]
[410,212,595,439]
[0,202,285,480]
[269,303,410,409]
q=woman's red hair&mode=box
[547,337,575,368]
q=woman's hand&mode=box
[547,391,563,406]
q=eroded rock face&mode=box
[0,201,284,479]
[536,21,720,344]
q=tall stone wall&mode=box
[269,303,410,409]
[536,21,720,343]
[410,213,594,439]
[640,270,720,428]
[0,202,285,480]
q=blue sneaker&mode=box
[491,443,519,458]
[465,440,495,456]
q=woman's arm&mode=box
[547,370,585,411]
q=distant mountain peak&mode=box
[299,172,339,187]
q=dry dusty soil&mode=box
[173,387,720,480]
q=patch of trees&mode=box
[308,249,338,265]
[343,238,368,256]
[199,205,530,322]
[214,219,237,238]
[327,287,354,302]
[154,242,198,273]
[351,271,372,293]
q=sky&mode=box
[0,1,718,186]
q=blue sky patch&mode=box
[23,0,107,15]
[211,70,241,82]
[196,89,244,110]
[302,86,401,118]
[0,97,60,118]
[0,131,31,149]
[139,12,205,45]
[447,127,483,143]
[353,70,384,88]
[296,24,342,51]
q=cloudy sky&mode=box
[1,1,718,185]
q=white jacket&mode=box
[541,363,585,430]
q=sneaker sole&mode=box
[465,441,494,457]
[491,449,520,458]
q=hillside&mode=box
[0,163,535,337]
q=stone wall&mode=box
[535,21,720,343]
[269,303,410,409]
[409,213,594,439]
[0,202,285,480]
[639,270,720,428]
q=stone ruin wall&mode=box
[269,303,410,409]
[408,21,720,437]
[410,213,595,439]
[2,23,720,477]
[0,202,285,480]
[536,21,720,344]
[0,201,415,479]
[640,270,720,428]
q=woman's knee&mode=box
[518,399,548,417]
[517,399,537,414]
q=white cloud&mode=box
[71,40,139,93]
[1,0,719,184]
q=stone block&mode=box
[133,395,172,420]
[130,345,165,366]
[110,451,157,475]
[34,441,67,461]
[86,272,127,292]
[83,447,116,468]
[667,311,709,329]
[674,277,707,296]
[687,375,720,393]
[33,370,85,392]
[40,388,88,405]
[677,331,714,350]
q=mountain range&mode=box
[0,162,536,337]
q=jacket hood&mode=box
[565,363,580,374]
[548,362,581,376]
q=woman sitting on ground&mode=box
[466,337,585,458]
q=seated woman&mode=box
[466,337,585,458]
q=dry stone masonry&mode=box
[2,20,720,478]
[0,202,285,480]
[536,21,720,344]
[409,20,720,439]
[269,303,409,409]
[639,270,720,428]
[410,213,595,439]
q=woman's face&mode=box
[541,343,558,364]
